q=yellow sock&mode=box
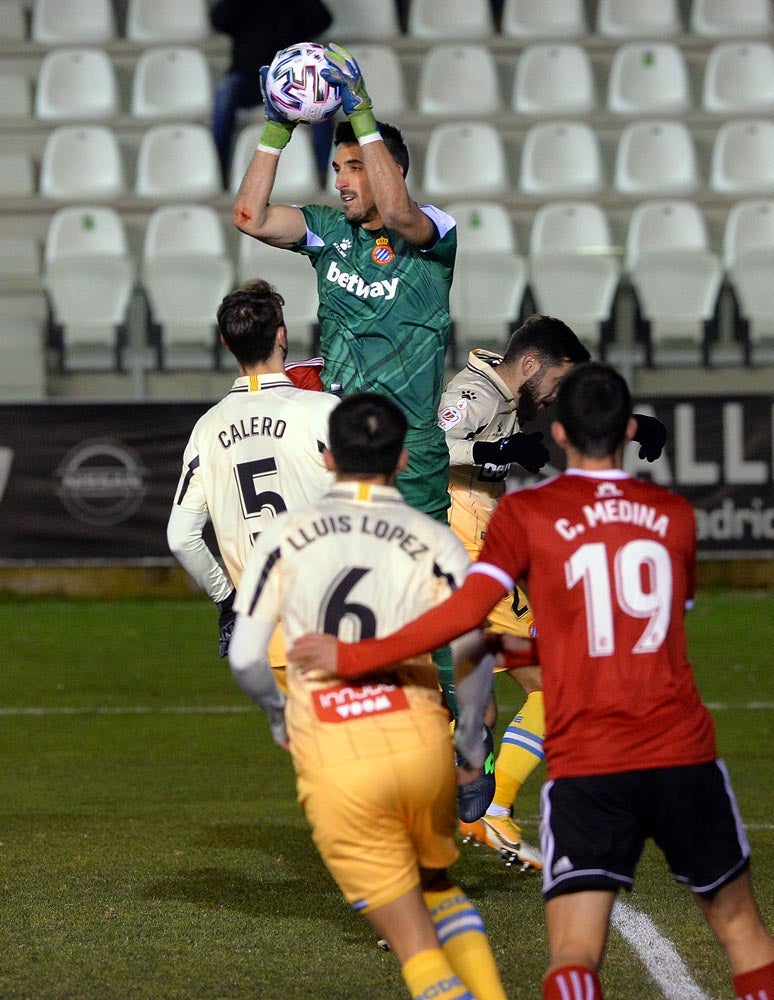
[493,690,545,811]
[424,887,507,1000]
[401,948,472,1000]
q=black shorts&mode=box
[540,760,751,902]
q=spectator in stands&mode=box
[209,0,333,185]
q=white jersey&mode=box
[172,373,339,588]
[234,481,470,770]
[438,350,520,554]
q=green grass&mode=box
[0,592,772,999]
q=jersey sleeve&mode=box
[419,205,457,268]
[172,425,208,513]
[284,358,324,391]
[233,518,285,625]
[438,382,488,467]
[475,493,530,588]
[290,204,341,263]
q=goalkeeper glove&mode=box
[217,590,237,659]
[472,432,550,475]
[321,42,377,140]
[456,726,496,823]
[631,413,667,462]
[257,64,296,153]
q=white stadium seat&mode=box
[35,48,119,121]
[596,0,681,37]
[135,124,221,200]
[626,200,722,356]
[346,47,407,117]
[40,125,126,200]
[710,120,774,196]
[142,204,235,368]
[520,122,604,196]
[529,201,620,349]
[501,0,587,39]
[614,121,698,196]
[702,43,774,116]
[690,0,774,38]
[43,206,135,370]
[125,0,209,43]
[31,0,116,44]
[323,0,400,40]
[238,237,320,357]
[607,43,690,116]
[724,199,774,347]
[230,123,321,200]
[513,43,596,116]
[450,252,528,352]
[131,47,212,120]
[418,44,501,117]
[423,122,509,199]
[444,201,516,252]
[408,0,494,39]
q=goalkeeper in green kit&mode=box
[233,41,459,710]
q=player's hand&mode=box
[289,633,339,674]
[632,413,667,462]
[217,590,237,659]
[472,431,550,474]
[257,64,296,151]
[321,42,377,139]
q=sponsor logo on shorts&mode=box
[371,236,394,265]
[312,683,409,722]
[552,855,574,876]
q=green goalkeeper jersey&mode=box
[291,203,457,431]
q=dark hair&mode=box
[216,279,285,366]
[334,120,410,177]
[328,392,408,476]
[554,362,632,458]
[502,314,591,368]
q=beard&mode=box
[516,371,544,425]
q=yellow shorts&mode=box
[297,716,459,913]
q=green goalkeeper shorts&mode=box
[397,425,451,524]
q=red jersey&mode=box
[285,357,324,392]
[475,468,717,780]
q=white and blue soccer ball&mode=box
[264,42,342,124]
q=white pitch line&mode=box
[611,899,718,1000]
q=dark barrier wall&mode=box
[0,396,772,561]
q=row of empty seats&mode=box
[8,117,774,204]
[3,0,772,45]
[3,40,774,125]
[22,199,774,373]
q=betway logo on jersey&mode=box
[326,261,398,300]
[312,682,409,722]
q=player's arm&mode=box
[166,505,237,657]
[290,569,507,676]
[229,615,288,749]
[232,64,307,248]
[322,43,434,247]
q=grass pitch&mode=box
[0,591,772,999]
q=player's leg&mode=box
[542,890,614,999]
[421,867,507,1000]
[694,870,774,996]
[362,887,475,999]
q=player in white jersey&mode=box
[228,393,508,1000]
[167,278,340,678]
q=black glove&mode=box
[217,589,237,659]
[472,431,550,474]
[632,413,667,462]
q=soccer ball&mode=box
[264,42,342,124]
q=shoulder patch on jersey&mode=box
[438,405,462,430]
